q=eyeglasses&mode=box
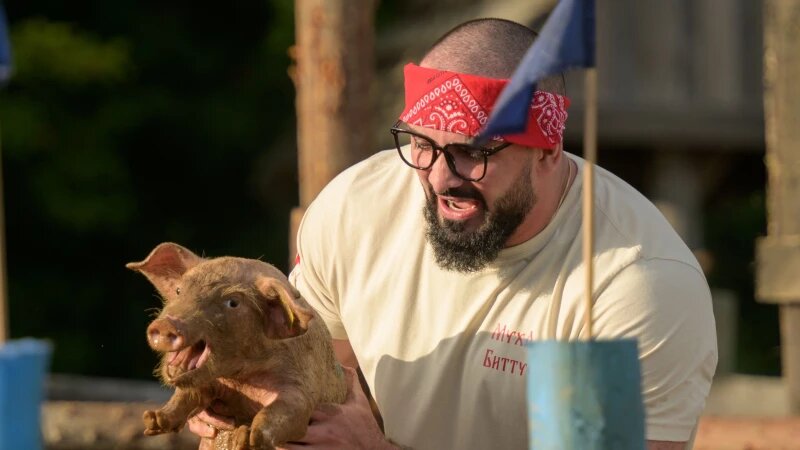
[390,121,512,182]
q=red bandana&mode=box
[399,63,570,149]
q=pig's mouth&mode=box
[164,340,211,381]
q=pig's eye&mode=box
[225,298,239,308]
[176,287,181,295]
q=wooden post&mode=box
[289,0,376,266]
[755,0,800,414]
[582,68,597,339]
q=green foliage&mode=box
[0,0,298,379]
[11,18,131,85]
[705,183,779,376]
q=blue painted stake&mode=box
[527,339,645,450]
[0,339,53,450]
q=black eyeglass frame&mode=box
[389,122,513,182]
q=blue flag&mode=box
[477,0,595,142]
[1,4,11,84]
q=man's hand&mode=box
[188,400,236,449]
[187,367,398,450]
[279,366,396,450]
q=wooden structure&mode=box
[755,0,800,414]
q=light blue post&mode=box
[0,339,53,450]
[527,339,645,450]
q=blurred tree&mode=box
[704,155,778,376]
[0,0,298,378]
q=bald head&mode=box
[421,18,565,95]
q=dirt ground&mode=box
[694,416,800,450]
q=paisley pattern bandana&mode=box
[399,63,570,149]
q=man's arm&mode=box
[593,258,716,446]
[333,338,358,368]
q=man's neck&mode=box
[504,157,575,247]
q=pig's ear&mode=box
[125,242,204,302]
[256,277,315,339]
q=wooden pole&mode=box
[755,0,800,414]
[289,0,376,266]
[582,68,597,340]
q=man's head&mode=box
[420,18,565,93]
[398,18,570,272]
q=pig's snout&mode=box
[147,317,186,352]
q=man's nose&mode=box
[427,152,464,193]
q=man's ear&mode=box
[256,276,315,339]
[126,242,204,302]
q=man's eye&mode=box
[454,146,484,160]
[413,139,433,150]
[468,149,485,159]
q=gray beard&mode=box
[423,165,536,273]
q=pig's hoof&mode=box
[232,425,251,450]
[249,427,277,450]
[142,409,180,435]
[143,410,164,435]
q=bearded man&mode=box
[191,18,717,450]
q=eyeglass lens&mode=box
[394,131,487,181]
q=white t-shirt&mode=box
[290,150,717,449]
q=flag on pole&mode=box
[476,0,595,142]
[0,4,11,84]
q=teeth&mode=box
[166,341,206,372]
[447,200,464,210]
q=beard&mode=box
[423,162,536,273]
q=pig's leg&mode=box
[247,394,313,450]
[143,388,208,435]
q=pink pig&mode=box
[127,242,346,450]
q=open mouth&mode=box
[438,196,481,221]
[165,340,211,380]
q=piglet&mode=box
[127,242,347,450]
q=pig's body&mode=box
[127,243,347,450]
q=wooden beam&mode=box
[757,236,800,302]
[757,0,800,414]
[289,0,376,265]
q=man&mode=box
[191,18,717,450]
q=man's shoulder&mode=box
[315,149,413,206]
[300,148,422,245]
[586,159,701,272]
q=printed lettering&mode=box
[483,349,494,367]
[491,323,504,341]
[490,323,536,347]
[481,348,528,377]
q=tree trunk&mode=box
[289,0,377,265]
